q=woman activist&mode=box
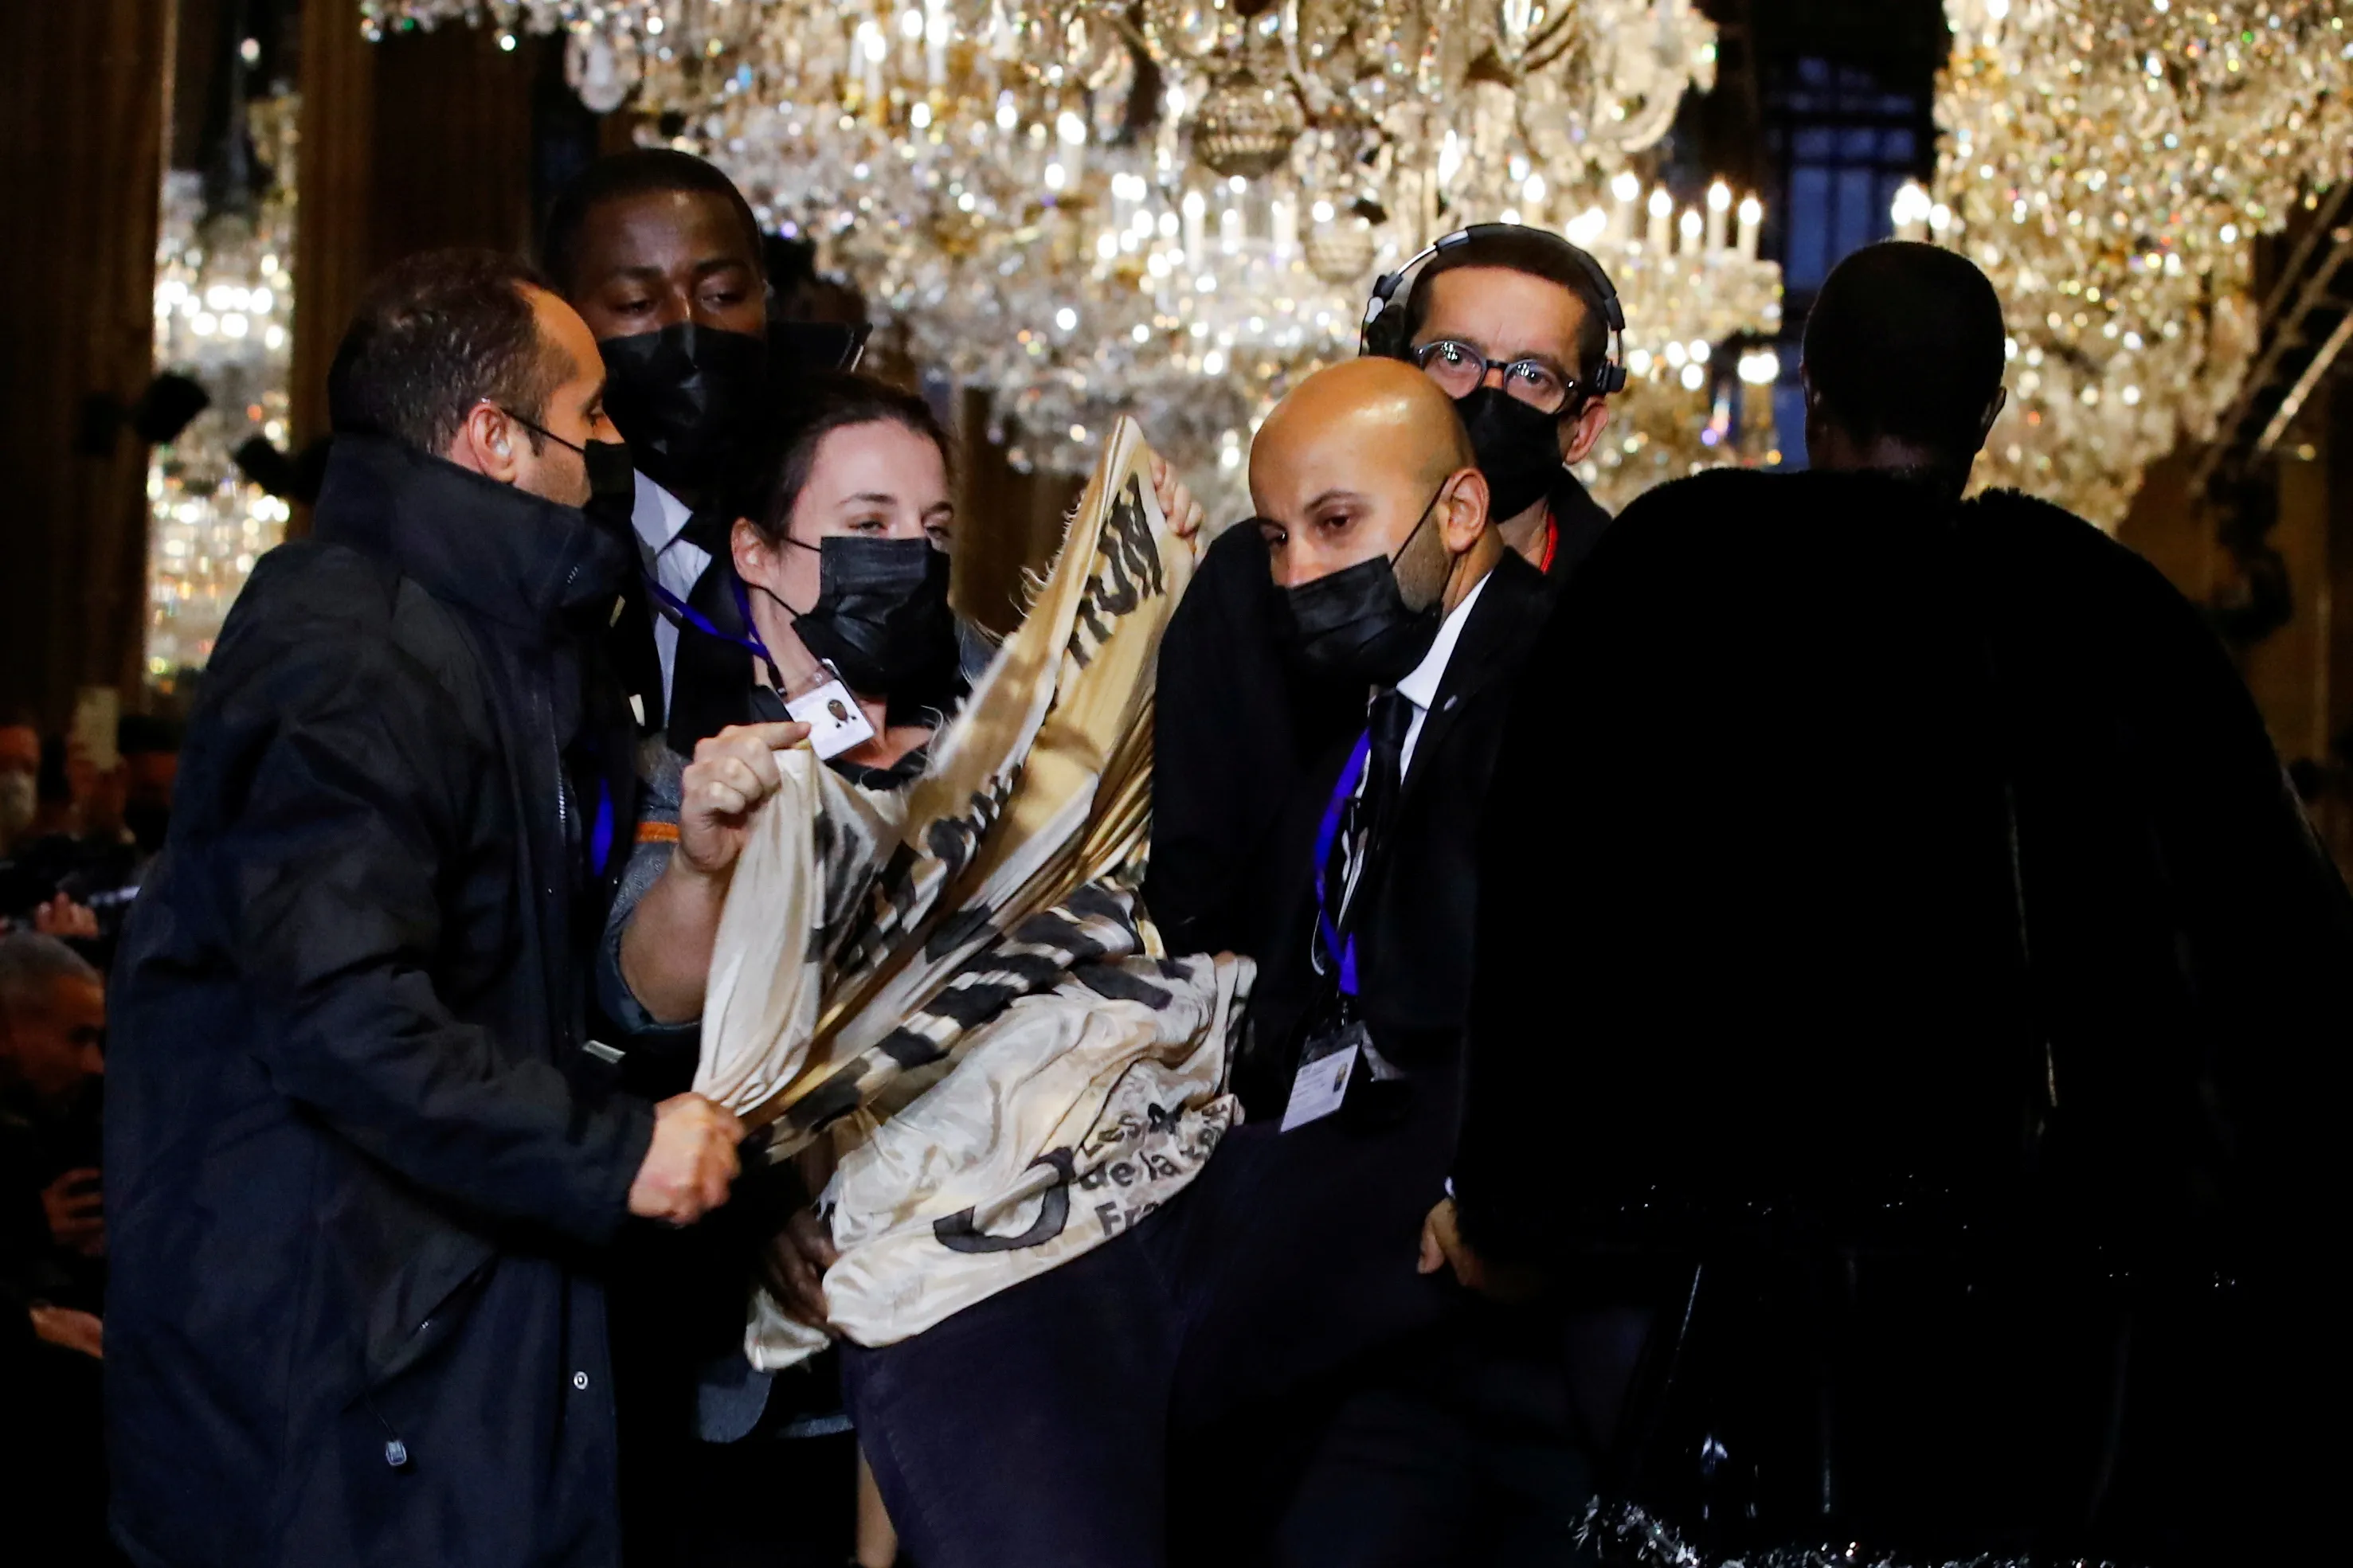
[597,371,1204,1568]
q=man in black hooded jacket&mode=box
[105,250,746,1568]
[1431,241,2351,1564]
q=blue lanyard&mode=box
[640,566,785,683]
[1311,730,1375,996]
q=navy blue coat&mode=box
[106,436,654,1567]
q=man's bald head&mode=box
[1251,359,1493,599]
[1255,358,1474,499]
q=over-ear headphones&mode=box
[1358,222,1629,398]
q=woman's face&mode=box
[736,419,953,615]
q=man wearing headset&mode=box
[1361,223,1623,581]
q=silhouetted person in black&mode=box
[1435,241,2350,1565]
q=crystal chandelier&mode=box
[144,94,301,686]
[1916,0,2353,526]
[362,1,1783,514]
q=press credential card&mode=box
[1280,1023,1368,1132]
[787,678,877,761]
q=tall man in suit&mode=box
[821,360,1521,1568]
[1139,358,1568,1566]
[1191,356,1548,1106]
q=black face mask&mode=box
[498,410,639,610]
[581,436,638,538]
[1274,485,1450,687]
[599,323,768,498]
[773,536,960,700]
[499,406,634,524]
[1455,386,1567,521]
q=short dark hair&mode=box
[541,149,766,297]
[327,248,565,455]
[1402,229,1614,394]
[737,374,952,546]
[1804,241,2008,467]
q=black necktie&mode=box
[1324,690,1416,940]
[1362,688,1415,845]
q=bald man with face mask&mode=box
[1150,358,1550,1120]
[823,364,1552,1568]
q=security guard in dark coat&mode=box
[105,252,744,1568]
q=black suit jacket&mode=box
[1148,538,1553,1111]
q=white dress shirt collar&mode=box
[1388,567,1492,776]
[632,471,711,714]
[632,470,695,560]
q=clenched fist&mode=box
[628,1093,746,1226]
[678,720,809,880]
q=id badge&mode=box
[1280,1019,1370,1132]
[786,678,878,761]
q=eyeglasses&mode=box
[1409,339,1577,415]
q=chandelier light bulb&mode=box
[363,0,1783,526]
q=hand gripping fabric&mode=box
[693,416,1251,1364]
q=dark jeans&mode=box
[841,1064,1461,1568]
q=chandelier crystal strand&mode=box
[361,0,1783,515]
[144,94,301,685]
[1917,0,2353,527]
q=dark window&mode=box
[1758,53,1936,465]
